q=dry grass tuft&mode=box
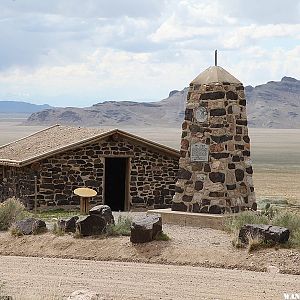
[155,231,170,241]
[247,233,266,252]
[52,223,65,236]
[106,215,132,237]
[9,223,23,237]
[227,209,300,250]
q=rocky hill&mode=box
[25,77,300,128]
[246,77,300,128]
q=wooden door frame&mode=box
[103,156,131,211]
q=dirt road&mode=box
[0,256,299,300]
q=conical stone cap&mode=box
[192,66,241,85]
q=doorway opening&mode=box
[105,157,128,211]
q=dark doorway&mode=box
[105,158,127,211]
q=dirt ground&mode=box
[253,168,300,204]
[0,224,299,276]
[1,256,300,300]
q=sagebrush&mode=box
[106,215,132,236]
[0,197,29,231]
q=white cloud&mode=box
[0,48,197,105]
[223,24,300,49]
[176,0,237,26]
[150,14,217,42]
[150,0,237,43]
[228,0,300,24]
[0,0,300,105]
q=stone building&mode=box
[0,125,179,210]
[172,65,256,214]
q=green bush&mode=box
[0,197,29,231]
[106,215,132,237]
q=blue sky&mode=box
[0,0,300,107]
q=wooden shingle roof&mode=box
[0,125,180,167]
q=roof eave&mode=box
[0,159,21,167]
[4,128,179,167]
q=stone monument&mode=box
[172,55,256,214]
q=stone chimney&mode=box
[172,65,256,214]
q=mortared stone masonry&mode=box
[172,65,256,214]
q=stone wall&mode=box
[172,81,256,213]
[0,136,179,210]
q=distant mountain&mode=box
[25,77,300,128]
[0,101,51,113]
[245,77,300,128]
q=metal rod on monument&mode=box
[34,175,37,216]
[215,49,217,66]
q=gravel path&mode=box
[1,220,300,275]
[0,256,299,300]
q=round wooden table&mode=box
[74,187,97,215]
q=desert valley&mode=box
[1,77,300,206]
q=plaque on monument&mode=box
[195,107,207,122]
[191,143,209,162]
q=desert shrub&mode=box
[256,197,289,210]
[52,223,65,236]
[227,210,300,249]
[272,211,300,246]
[231,231,244,248]
[272,211,300,231]
[225,211,269,233]
[9,223,23,237]
[261,203,278,219]
[230,226,267,251]
[155,231,170,241]
[73,228,82,239]
[247,233,267,252]
[0,197,29,231]
[106,215,132,237]
[291,230,300,247]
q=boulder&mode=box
[58,216,79,233]
[130,214,162,243]
[89,205,114,225]
[239,224,290,244]
[76,215,106,236]
[13,218,46,235]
